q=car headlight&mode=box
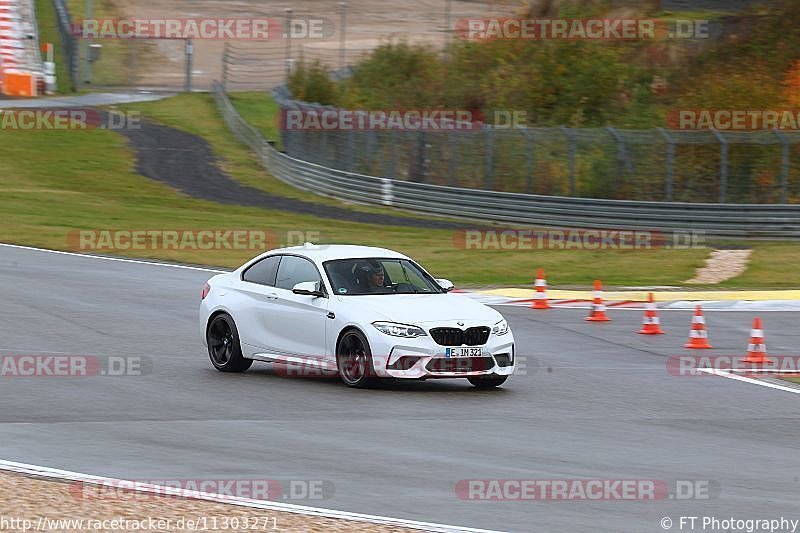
[372,321,427,338]
[492,319,509,336]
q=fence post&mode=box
[365,129,374,172]
[410,131,428,182]
[184,39,193,92]
[607,127,626,196]
[390,129,398,179]
[83,0,93,84]
[443,0,452,61]
[128,37,137,86]
[560,126,577,196]
[525,129,534,193]
[710,129,728,203]
[656,128,675,201]
[485,127,494,190]
[346,129,355,171]
[284,8,293,82]
[221,42,229,91]
[319,127,328,165]
[449,129,458,186]
[338,2,348,68]
[774,129,790,204]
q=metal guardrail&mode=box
[212,81,800,239]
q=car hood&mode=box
[335,292,502,325]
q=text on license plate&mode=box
[445,347,482,358]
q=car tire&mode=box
[467,374,507,388]
[336,329,377,388]
[206,313,253,372]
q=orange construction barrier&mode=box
[743,317,773,364]
[684,306,712,349]
[585,279,611,322]
[1,69,35,96]
[530,268,551,310]
[638,292,664,335]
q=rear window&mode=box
[242,255,281,286]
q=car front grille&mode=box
[429,326,491,346]
[426,356,495,373]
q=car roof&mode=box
[256,243,410,264]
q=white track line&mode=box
[0,243,226,273]
[0,460,501,533]
[698,368,800,394]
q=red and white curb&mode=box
[0,460,501,533]
[462,293,800,312]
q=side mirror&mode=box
[292,281,324,297]
[435,278,455,292]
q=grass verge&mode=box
[228,91,283,148]
[4,92,798,288]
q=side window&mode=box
[242,255,281,286]
[275,256,322,291]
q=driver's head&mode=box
[357,261,384,288]
[368,268,384,288]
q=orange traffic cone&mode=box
[530,268,551,310]
[684,306,712,348]
[585,280,611,322]
[743,317,773,364]
[638,293,664,335]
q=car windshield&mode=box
[324,258,445,296]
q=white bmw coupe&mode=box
[199,244,515,388]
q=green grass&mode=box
[720,244,800,288]
[0,92,795,288]
[35,0,72,93]
[0,93,713,287]
[229,92,283,147]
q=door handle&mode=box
[265,292,279,300]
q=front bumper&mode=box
[367,327,516,379]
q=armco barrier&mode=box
[212,81,800,239]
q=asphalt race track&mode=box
[1,244,799,532]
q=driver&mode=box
[355,261,386,293]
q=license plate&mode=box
[445,347,482,358]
